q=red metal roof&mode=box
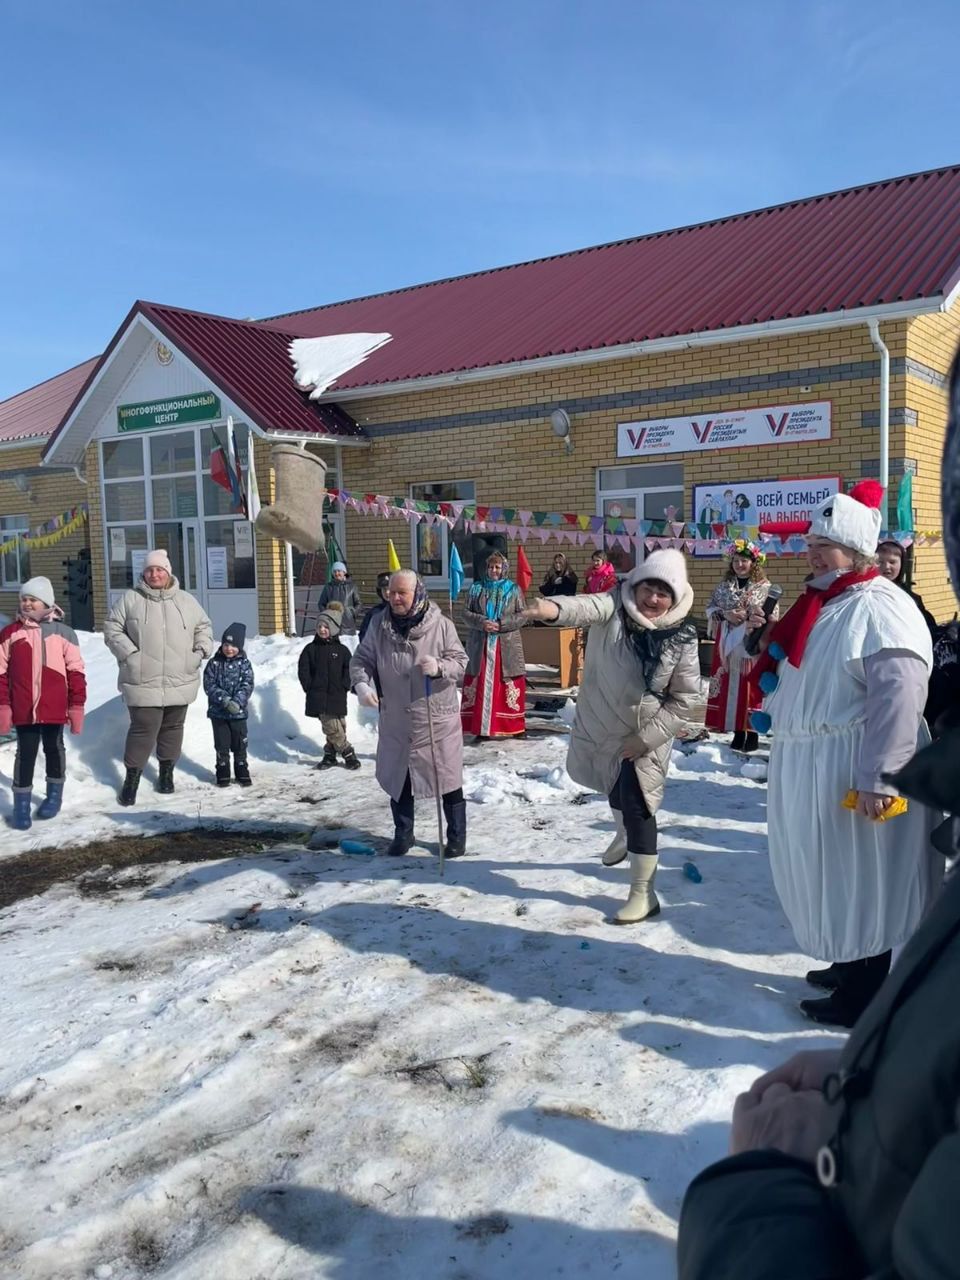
[139,304,365,437]
[41,164,960,456]
[257,163,960,390]
[0,358,100,445]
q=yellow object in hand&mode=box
[842,790,908,820]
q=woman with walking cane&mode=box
[351,570,469,858]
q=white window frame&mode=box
[0,514,31,588]
[596,465,685,569]
[409,478,476,587]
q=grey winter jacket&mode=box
[103,577,214,708]
[317,580,363,634]
[549,583,704,812]
[350,602,467,801]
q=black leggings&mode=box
[14,724,66,788]
[608,759,658,855]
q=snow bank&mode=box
[0,633,376,857]
[2,636,841,1280]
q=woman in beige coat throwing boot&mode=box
[524,550,704,922]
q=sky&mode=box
[1,0,959,399]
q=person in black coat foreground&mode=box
[297,603,359,770]
[678,350,960,1280]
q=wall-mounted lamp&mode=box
[12,473,31,494]
[550,407,574,455]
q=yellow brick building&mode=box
[0,362,95,624]
[7,163,959,636]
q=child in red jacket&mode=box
[0,576,86,830]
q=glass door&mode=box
[154,519,205,603]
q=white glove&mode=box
[416,655,440,677]
[355,682,379,708]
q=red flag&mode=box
[210,446,233,494]
[516,545,533,593]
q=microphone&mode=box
[743,585,783,656]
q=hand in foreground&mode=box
[354,682,380,708]
[68,707,85,736]
[482,619,500,633]
[745,1050,843,1103]
[855,790,894,820]
[744,607,767,632]
[416,655,440,677]
[725,608,747,625]
[730,1084,829,1162]
[223,700,242,716]
[521,599,561,624]
[621,736,646,761]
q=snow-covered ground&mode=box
[0,635,837,1279]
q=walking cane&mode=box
[424,674,446,878]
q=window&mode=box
[199,423,255,591]
[410,481,475,582]
[1,515,30,587]
[597,464,684,573]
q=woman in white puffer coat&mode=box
[103,549,213,805]
[524,550,704,923]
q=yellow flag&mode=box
[386,539,402,572]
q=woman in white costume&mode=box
[748,481,942,1027]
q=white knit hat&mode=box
[20,575,55,606]
[627,549,689,602]
[143,549,173,574]
[807,481,883,557]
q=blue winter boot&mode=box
[8,787,32,830]
[36,778,65,820]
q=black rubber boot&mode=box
[157,760,175,794]
[442,797,467,859]
[215,754,231,787]
[341,747,361,772]
[317,746,339,770]
[730,731,746,751]
[741,731,759,754]
[800,952,891,1027]
[118,767,141,806]
[387,799,414,856]
[234,754,252,787]
[806,962,842,990]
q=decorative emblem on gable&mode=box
[155,342,174,366]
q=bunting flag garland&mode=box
[321,490,941,555]
[0,505,89,556]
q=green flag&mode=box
[896,473,913,532]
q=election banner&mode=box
[617,400,831,458]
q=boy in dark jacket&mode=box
[203,622,254,787]
[298,602,359,770]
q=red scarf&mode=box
[749,568,880,694]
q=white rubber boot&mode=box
[602,810,628,866]
[613,853,661,924]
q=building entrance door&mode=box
[154,519,204,607]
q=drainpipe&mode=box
[867,319,890,530]
[284,443,307,636]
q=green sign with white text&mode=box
[117,392,221,432]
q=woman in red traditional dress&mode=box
[705,538,776,752]
[461,552,527,740]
